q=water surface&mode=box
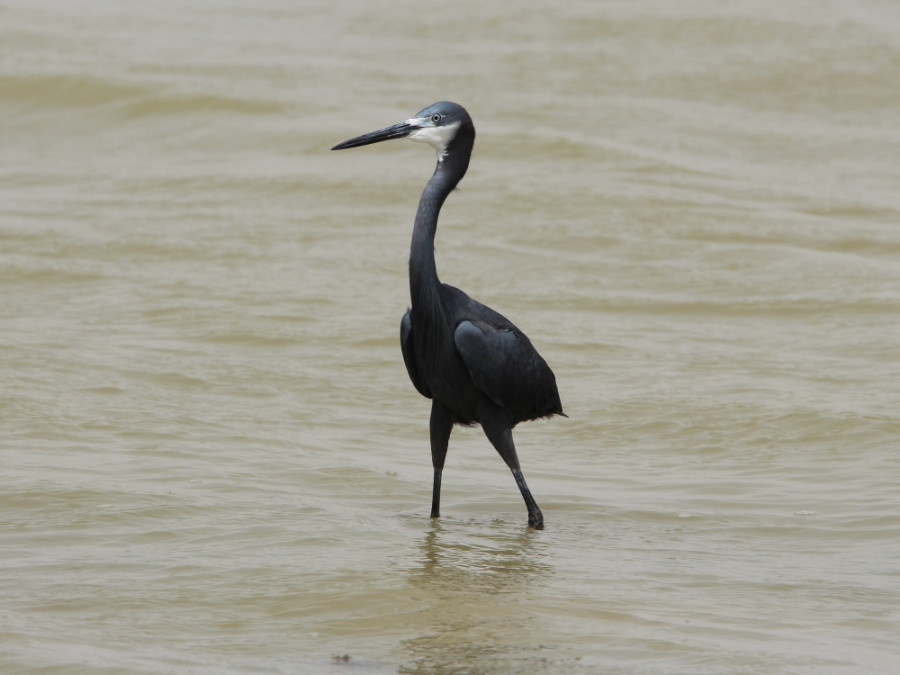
[2,1,900,672]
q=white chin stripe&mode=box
[407,120,460,159]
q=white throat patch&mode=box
[407,119,460,161]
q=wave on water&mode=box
[0,72,284,120]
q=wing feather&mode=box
[454,319,561,418]
[400,310,431,398]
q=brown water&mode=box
[3,1,900,672]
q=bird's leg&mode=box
[512,468,544,530]
[429,401,454,519]
[482,423,544,530]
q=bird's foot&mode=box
[528,511,544,530]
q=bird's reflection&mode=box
[398,519,552,674]
[414,519,550,594]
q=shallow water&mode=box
[2,1,900,672]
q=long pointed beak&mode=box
[331,120,418,151]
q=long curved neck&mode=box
[408,143,471,311]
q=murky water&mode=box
[3,1,900,672]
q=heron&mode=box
[331,101,563,529]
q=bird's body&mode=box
[332,102,562,529]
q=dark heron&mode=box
[332,101,563,529]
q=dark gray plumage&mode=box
[332,102,563,529]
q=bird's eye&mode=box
[430,113,442,123]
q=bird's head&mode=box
[331,101,474,162]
